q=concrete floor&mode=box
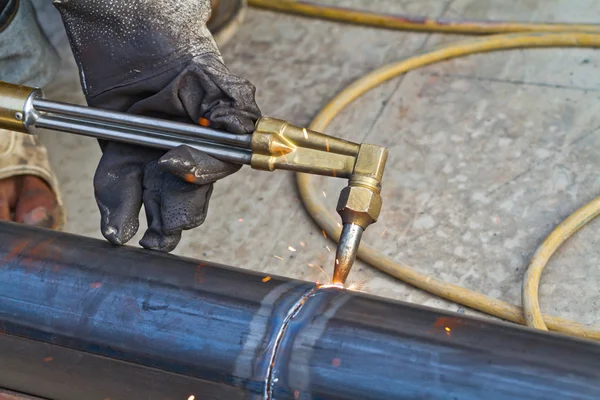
[32,1,600,326]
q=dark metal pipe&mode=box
[0,222,598,400]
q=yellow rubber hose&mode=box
[523,196,600,330]
[248,0,600,34]
[296,32,600,340]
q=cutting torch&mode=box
[0,81,388,285]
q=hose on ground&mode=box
[248,0,600,34]
[248,1,600,340]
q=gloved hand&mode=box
[54,0,261,251]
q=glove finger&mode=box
[158,145,241,186]
[94,143,146,245]
[139,162,182,252]
[207,106,258,135]
[161,174,214,234]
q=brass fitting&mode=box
[336,185,382,229]
[250,117,360,178]
[336,144,388,229]
[0,81,41,133]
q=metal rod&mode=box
[0,222,599,400]
[33,98,253,149]
[35,115,253,165]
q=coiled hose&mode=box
[248,0,600,340]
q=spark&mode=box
[335,258,339,265]
[308,263,330,283]
[238,218,244,222]
[322,191,327,198]
[90,282,102,289]
[322,230,327,238]
[445,327,451,332]
[288,246,297,252]
[274,255,284,261]
[294,390,300,399]
[188,396,196,400]
[302,128,308,139]
[380,227,388,237]
[43,357,53,362]
[262,276,272,283]
[347,277,368,292]
[337,222,342,228]
[325,245,331,252]
[333,170,337,177]
[198,118,210,127]
[300,241,306,247]
[331,357,341,367]
[325,138,330,152]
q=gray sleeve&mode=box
[52,0,222,98]
[0,0,60,87]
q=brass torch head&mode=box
[333,144,388,285]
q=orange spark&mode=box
[310,264,330,283]
[198,118,210,127]
[43,357,53,362]
[322,230,327,238]
[445,327,451,332]
[262,276,272,283]
[302,128,308,140]
[380,228,388,237]
[238,218,244,222]
[300,241,306,247]
[90,282,102,289]
[274,255,284,261]
[333,170,337,177]
[294,390,300,399]
[325,246,331,252]
[332,358,341,367]
[308,263,314,267]
[325,139,330,152]
[188,396,196,400]
[288,246,297,252]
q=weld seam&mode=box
[264,285,319,400]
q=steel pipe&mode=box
[32,99,253,149]
[35,115,253,165]
[0,222,598,400]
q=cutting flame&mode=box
[318,282,344,289]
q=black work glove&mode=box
[54,0,261,251]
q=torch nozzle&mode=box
[332,223,364,285]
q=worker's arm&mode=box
[54,0,261,251]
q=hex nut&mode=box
[336,186,382,228]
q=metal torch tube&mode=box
[332,223,363,285]
[0,222,598,400]
[32,98,253,149]
[35,115,253,165]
